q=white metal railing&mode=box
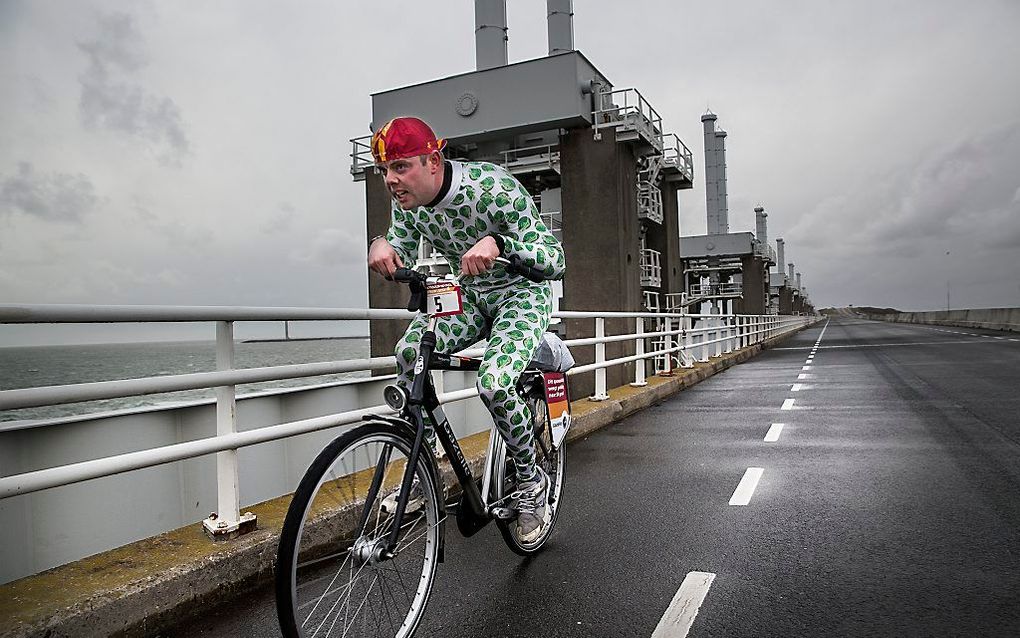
[689,282,743,297]
[754,240,777,264]
[350,135,374,180]
[500,143,560,175]
[642,291,660,314]
[593,87,664,152]
[640,249,662,288]
[662,133,695,183]
[0,303,816,540]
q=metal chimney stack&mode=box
[797,272,802,290]
[776,238,785,275]
[788,262,795,282]
[754,206,768,248]
[702,112,729,235]
[547,0,574,55]
[475,0,508,70]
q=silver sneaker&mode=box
[515,468,551,543]
[380,479,423,515]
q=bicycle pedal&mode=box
[489,507,516,520]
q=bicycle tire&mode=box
[495,395,566,556]
[275,422,442,638]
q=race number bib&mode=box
[426,281,463,317]
[543,372,571,448]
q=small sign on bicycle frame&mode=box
[543,372,570,448]
[426,281,463,317]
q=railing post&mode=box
[591,317,609,401]
[631,317,647,387]
[203,321,256,540]
[681,303,693,368]
[714,317,723,358]
[724,316,733,354]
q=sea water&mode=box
[0,338,370,423]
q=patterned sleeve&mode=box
[383,203,420,269]
[492,168,566,280]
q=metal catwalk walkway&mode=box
[167,317,1020,637]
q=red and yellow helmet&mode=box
[371,117,447,164]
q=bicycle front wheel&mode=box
[275,423,443,638]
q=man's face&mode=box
[377,153,440,210]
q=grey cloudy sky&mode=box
[2,0,1019,344]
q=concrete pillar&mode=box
[735,255,768,315]
[560,126,642,398]
[475,0,508,70]
[547,0,573,55]
[366,174,412,365]
[702,113,729,235]
[647,183,683,294]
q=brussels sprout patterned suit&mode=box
[384,160,565,483]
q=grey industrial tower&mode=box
[352,0,695,397]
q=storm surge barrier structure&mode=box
[0,303,813,585]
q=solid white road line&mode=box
[764,423,784,442]
[729,468,765,505]
[782,398,796,410]
[650,571,717,638]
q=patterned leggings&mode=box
[395,281,552,483]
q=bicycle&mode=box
[275,256,571,638]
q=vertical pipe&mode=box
[755,206,768,247]
[475,0,508,70]
[547,0,573,55]
[592,317,608,400]
[716,128,730,234]
[702,113,723,235]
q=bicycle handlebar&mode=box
[390,256,548,286]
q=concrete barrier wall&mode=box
[0,372,491,585]
[864,307,1020,332]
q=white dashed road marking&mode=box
[782,398,796,410]
[729,468,765,505]
[764,423,784,442]
[650,571,716,638]
[791,384,803,391]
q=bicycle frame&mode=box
[368,313,501,554]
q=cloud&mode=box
[261,203,297,234]
[0,162,98,223]
[77,12,189,166]
[291,228,363,267]
[789,122,1020,260]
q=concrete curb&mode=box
[0,321,818,638]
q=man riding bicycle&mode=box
[367,116,565,542]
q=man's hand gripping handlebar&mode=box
[391,256,549,313]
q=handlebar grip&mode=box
[507,255,548,284]
[392,268,418,283]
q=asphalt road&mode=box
[166,317,1020,637]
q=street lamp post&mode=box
[946,251,950,312]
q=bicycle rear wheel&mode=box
[495,395,566,555]
[275,422,443,638]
